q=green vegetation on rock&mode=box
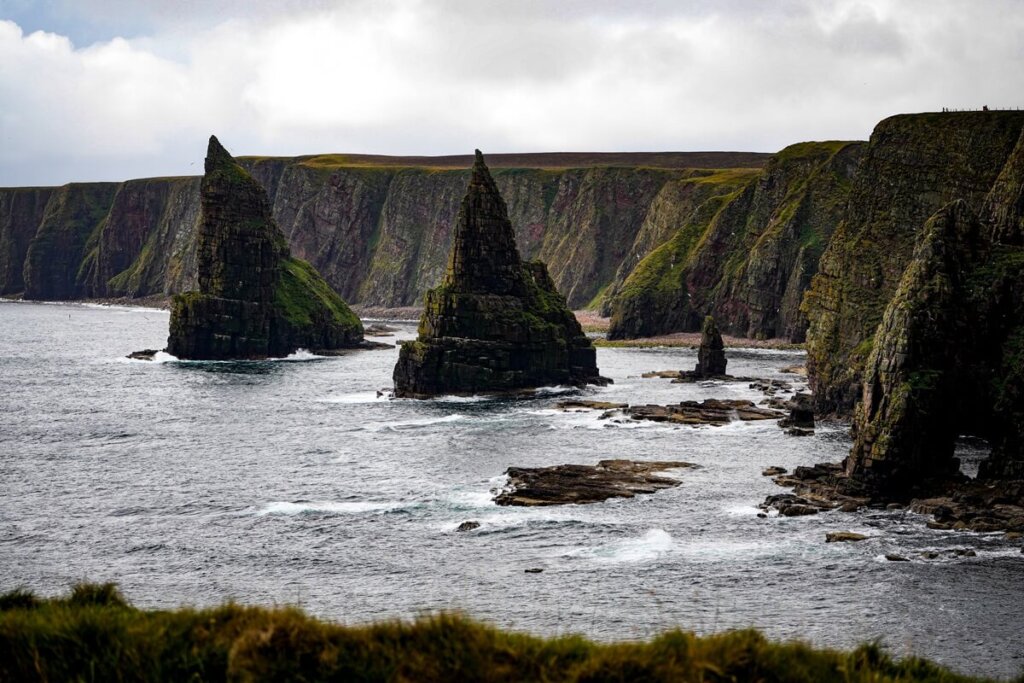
[393,151,607,397]
[167,136,362,359]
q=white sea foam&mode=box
[256,500,410,516]
[567,528,675,563]
[361,414,468,432]
[319,391,387,404]
[117,351,179,364]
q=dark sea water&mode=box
[1,301,1022,678]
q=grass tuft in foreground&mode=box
[0,584,1015,682]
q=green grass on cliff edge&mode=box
[0,584,1010,683]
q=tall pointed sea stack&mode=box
[393,150,608,397]
[167,136,362,359]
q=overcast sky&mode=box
[1,0,1022,186]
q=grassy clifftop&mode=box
[0,584,1001,683]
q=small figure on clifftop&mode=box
[695,315,727,377]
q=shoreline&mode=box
[1,297,805,349]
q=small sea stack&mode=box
[695,315,727,377]
[164,136,363,360]
[393,150,609,397]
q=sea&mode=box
[1,301,1021,678]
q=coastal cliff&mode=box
[0,152,768,309]
[804,112,1024,414]
[606,141,862,340]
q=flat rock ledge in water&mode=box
[493,459,696,506]
[558,399,783,426]
[760,461,1024,533]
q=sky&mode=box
[1,0,1022,186]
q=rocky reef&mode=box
[393,151,607,397]
[166,136,362,360]
[494,459,695,506]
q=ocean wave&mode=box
[565,528,675,563]
[360,414,468,432]
[255,500,413,516]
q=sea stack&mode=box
[694,316,727,377]
[393,150,608,397]
[166,136,363,359]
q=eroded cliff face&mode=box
[804,112,1024,414]
[22,183,119,300]
[1,154,762,310]
[606,142,861,340]
[0,187,53,295]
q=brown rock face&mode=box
[393,151,607,397]
[695,316,727,377]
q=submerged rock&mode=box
[393,151,608,397]
[626,399,783,426]
[455,521,480,532]
[494,459,695,506]
[165,136,362,359]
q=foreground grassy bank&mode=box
[0,584,1012,683]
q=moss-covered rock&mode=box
[393,151,608,397]
[804,112,1024,414]
[606,142,861,341]
[166,136,362,359]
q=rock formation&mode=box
[804,112,1024,414]
[393,151,607,397]
[694,316,727,377]
[166,136,362,359]
[606,141,863,341]
[494,460,695,506]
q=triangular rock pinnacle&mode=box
[393,150,609,397]
[165,135,363,359]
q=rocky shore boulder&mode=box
[393,151,608,397]
[167,136,362,359]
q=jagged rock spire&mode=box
[393,149,608,397]
[167,134,362,359]
[196,135,288,300]
[443,149,524,295]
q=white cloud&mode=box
[1,0,1023,185]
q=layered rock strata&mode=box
[167,137,362,359]
[393,151,607,397]
[3,153,767,308]
[494,460,695,506]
